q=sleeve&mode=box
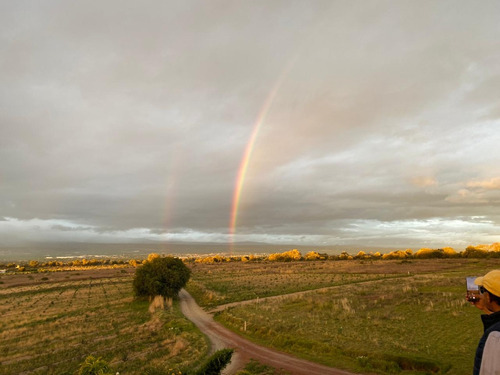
[479,331,500,375]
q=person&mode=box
[471,270,500,375]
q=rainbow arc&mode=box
[229,59,296,248]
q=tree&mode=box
[133,256,191,305]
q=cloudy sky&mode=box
[1,1,500,251]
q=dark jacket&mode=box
[474,310,500,375]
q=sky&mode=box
[1,0,500,252]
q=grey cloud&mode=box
[1,1,500,250]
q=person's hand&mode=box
[469,293,492,314]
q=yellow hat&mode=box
[475,270,500,297]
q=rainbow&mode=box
[229,60,296,246]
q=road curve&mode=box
[179,289,356,375]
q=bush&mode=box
[191,349,234,375]
[133,256,191,301]
[76,355,112,375]
[382,250,411,260]
[463,246,489,258]
[235,359,285,374]
[268,250,302,262]
[305,251,322,260]
[414,248,446,259]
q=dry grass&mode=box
[0,268,207,375]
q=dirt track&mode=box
[179,289,356,375]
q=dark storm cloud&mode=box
[1,0,500,249]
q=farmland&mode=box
[1,257,499,375]
[0,267,207,375]
[187,258,500,375]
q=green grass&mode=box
[235,359,290,374]
[188,259,500,375]
[187,261,411,308]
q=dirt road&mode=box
[179,289,356,375]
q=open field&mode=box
[2,258,499,375]
[187,258,500,375]
[187,258,485,308]
[0,267,207,375]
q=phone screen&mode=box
[466,276,480,302]
[467,277,479,291]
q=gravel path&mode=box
[179,289,357,375]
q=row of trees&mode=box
[360,245,500,260]
[0,258,129,270]
[191,243,500,263]
[0,253,166,270]
[3,243,500,271]
[192,250,326,264]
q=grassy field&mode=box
[235,360,290,375]
[2,258,498,375]
[187,259,421,308]
[0,268,207,375]
[187,258,500,375]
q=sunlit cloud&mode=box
[338,217,500,248]
[411,176,437,188]
[467,177,500,190]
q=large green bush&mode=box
[133,256,191,300]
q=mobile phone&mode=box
[466,276,480,302]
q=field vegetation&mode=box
[2,244,500,375]
[235,360,289,375]
[187,260,410,309]
[0,268,207,375]
[187,258,500,375]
